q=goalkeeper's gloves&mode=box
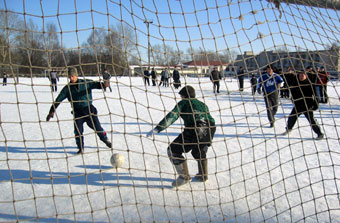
[146,129,158,137]
[46,112,54,121]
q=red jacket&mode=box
[317,71,329,85]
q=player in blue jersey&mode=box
[257,65,283,127]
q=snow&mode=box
[0,76,340,222]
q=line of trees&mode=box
[0,10,138,76]
[0,10,238,77]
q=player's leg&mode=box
[74,117,85,154]
[264,94,275,126]
[86,105,111,148]
[283,107,300,135]
[168,131,195,187]
[304,111,324,140]
[192,123,216,182]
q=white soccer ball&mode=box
[110,153,125,168]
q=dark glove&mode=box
[46,112,54,121]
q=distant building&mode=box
[234,49,340,73]
[128,60,233,77]
[181,60,230,77]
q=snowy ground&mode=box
[0,76,340,222]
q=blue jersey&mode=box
[257,73,283,94]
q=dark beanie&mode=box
[179,85,196,98]
[68,67,78,77]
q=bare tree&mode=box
[0,10,24,72]
[15,19,46,74]
[44,22,65,69]
[151,43,182,66]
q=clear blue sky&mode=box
[1,0,339,56]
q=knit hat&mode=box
[179,85,196,98]
[68,67,78,77]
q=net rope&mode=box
[0,0,340,222]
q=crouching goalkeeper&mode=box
[147,86,216,187]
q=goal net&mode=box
[0,0,339,222]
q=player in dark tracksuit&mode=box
[46,68,112,154]
[250,74,257,95]
[283,72,324,140]
[147,86,216,187]
[102,69,112,92]
[210,67,222,93]
[257,65,283,127]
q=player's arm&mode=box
[46,88,68,121]
[146,104,181,137]
[88,80,109,89]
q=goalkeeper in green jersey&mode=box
[147,86,216,187]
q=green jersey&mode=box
[53,79,103,110]
[155,98,215,132]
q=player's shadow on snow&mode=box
[0,213,89,223]
[0,146,77,154]
[0,146,111,155]
[0,167,173,189]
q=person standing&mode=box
[172,67,181,89]
[282,72,324,140]
[151,68,157,86]
[147,86,216,187]
[102,69,112,92]
[250,74,257,96]
[46,68,112,154]
[143,68,150,86]
[257,65,283,127]
[163,68,170,87]
[316,67,329,103]
[210,67,222,94]
[159,70,165,87]
[282,66,294,99]
[237,66,245,92]
[2,72,7,86]
[49,69,59,92]
[306,66,318,96]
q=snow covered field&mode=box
[0,76,340,222]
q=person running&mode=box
[146,86,216,187]
[257,65,283,127]
[46,68,112,154]
[282,72,324,140]
[102,68,112,92]
[49,68,59,92]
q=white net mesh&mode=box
[0,0,340,222]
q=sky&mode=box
[1,0,340,57]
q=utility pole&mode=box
[144,19,153,67]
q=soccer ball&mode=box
[110,153,125,168]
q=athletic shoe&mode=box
[104,140,112,148]
[77,148,84,154]
[282,128,292,136]
[315,134,324,140]
[172,176,191,188]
